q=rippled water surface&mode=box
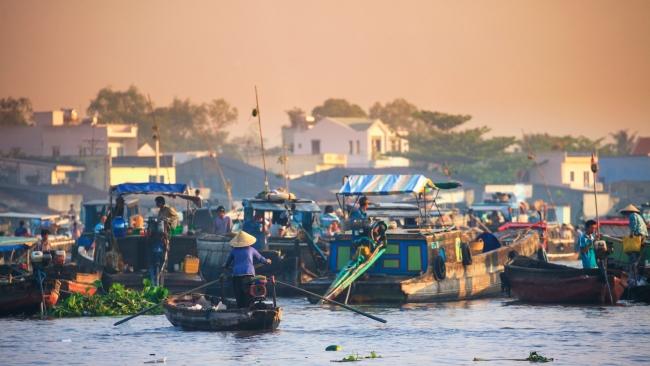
[1,297,649,365]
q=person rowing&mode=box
[224,231,272,308]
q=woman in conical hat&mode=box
[619,203,648,284]
[224,231,272,308]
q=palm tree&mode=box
[609,129,637,156]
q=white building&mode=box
[527,152,602,191]
[290,117,409,168]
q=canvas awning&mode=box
[243,199,321,212]
[110,183,201,207]
[338,175,461,196]
[0,237,37,253]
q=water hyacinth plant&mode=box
[51,279,168,317]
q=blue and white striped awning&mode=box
[338,175,435,196]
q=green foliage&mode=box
[608,129,637,156]
[286,107,309,129]
[86,86,238,152]
[0,97,33,126]
[414,110,471,131]
[369,98,419,130]
[312,98,367,119]
[50,280,168,317]
[520,133,605,154]
[526,351,553,363]
[333,352,382,363]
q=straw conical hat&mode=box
[619,204,640,214]
[229,231,257,247]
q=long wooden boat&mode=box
[163,294,281,331]
[0,273,61,316]
[503,256,627,304]
[302,174,542,304]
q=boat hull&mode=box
[163,295,281,331]
[0,278,61,316]
[504,258,627,304]
[303,229,541,303]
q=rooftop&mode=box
[111,155,174,167]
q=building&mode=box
[526,152,602,191]
[600,156,650,208]
[0,157,85,185]
[110,155,176,185]
[289,117,409,168]
[0,109,138,158]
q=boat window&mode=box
[385,243,400,255]
[336,246,351,270]
[407,246,422,271]
[383,259,400,269]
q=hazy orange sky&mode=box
[1,0,649,145]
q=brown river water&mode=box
[1,296,649,366]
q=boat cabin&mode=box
[81,198,139,233]
[0,212,63,236]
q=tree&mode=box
[519,133,605,154]
[414,110,471,131]
[0,97,33,126]
[286,107,309,129]
[369,98,419,130]
[311,98,367,119]
[608,129,637,156]
[87,86,149,124]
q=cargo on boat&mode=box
[302,174,542,303]
[82,183,205,293]
[503,256,627,304]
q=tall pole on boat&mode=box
[149,94,161,183]
[591,152,600,234]
[281,143,289,193]
[253,86,270,192]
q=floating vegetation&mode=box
[50,279,168,317]
[473,351,554,363]
[332,352,381,363]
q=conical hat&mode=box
[619,204,640,214]
[229,231,257,248]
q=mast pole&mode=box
[254,86,269,192]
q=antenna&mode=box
[253,86,269,192]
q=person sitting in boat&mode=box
[270,211,289,237]
[94,215,107,233]
[37,229,51,252]
[320,205,341,237]
[224,231,272,308]
[349,196,371,238]
[14,220,31,237]
[243,210,269,250]
[578,219,598,269]
[620,204,648,282]
[214,206,232,235]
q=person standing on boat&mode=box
[243,210,268,250]
[150,196,179,285]
[620,204,648,282]
[578,220,598,269]
[213,206,232,235]
[14,220,31,237]
[37,229,52,252]
[320,205,341,237]
[224,231,272,308]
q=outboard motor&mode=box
[248,275,268,307]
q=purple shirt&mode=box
[214,215,232,234]
[225,246,268,276]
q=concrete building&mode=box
[527,152,602,191]
[0,110,138,158]
[110,155,176,185]
[0,157,85,186]
[288,117,409,168]
[600,156,650,208]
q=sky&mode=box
[1,0,649,146]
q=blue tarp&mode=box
[338,174,460,196]
[111,183,188,196]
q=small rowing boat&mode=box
[163,294,282,331]
[503,256,627,304]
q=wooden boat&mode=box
[302,175,542,304]
[503,256,627,304]
[0,236,62,316]
[163,294,281,331]
[85,183,206,292]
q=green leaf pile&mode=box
[50,279,169,317]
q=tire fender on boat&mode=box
[433,255,446,280]
[461,243,472,266]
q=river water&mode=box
[1,296,649,366]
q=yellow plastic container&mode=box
[623,236,643,253]
[184,256,200,274]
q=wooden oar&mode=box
[275,280,387,324]
[113,278,222,326]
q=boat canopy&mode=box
[110,183,201,207]
[0,236,37,252]
[243,199,320,212]
[338,174,461,196]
